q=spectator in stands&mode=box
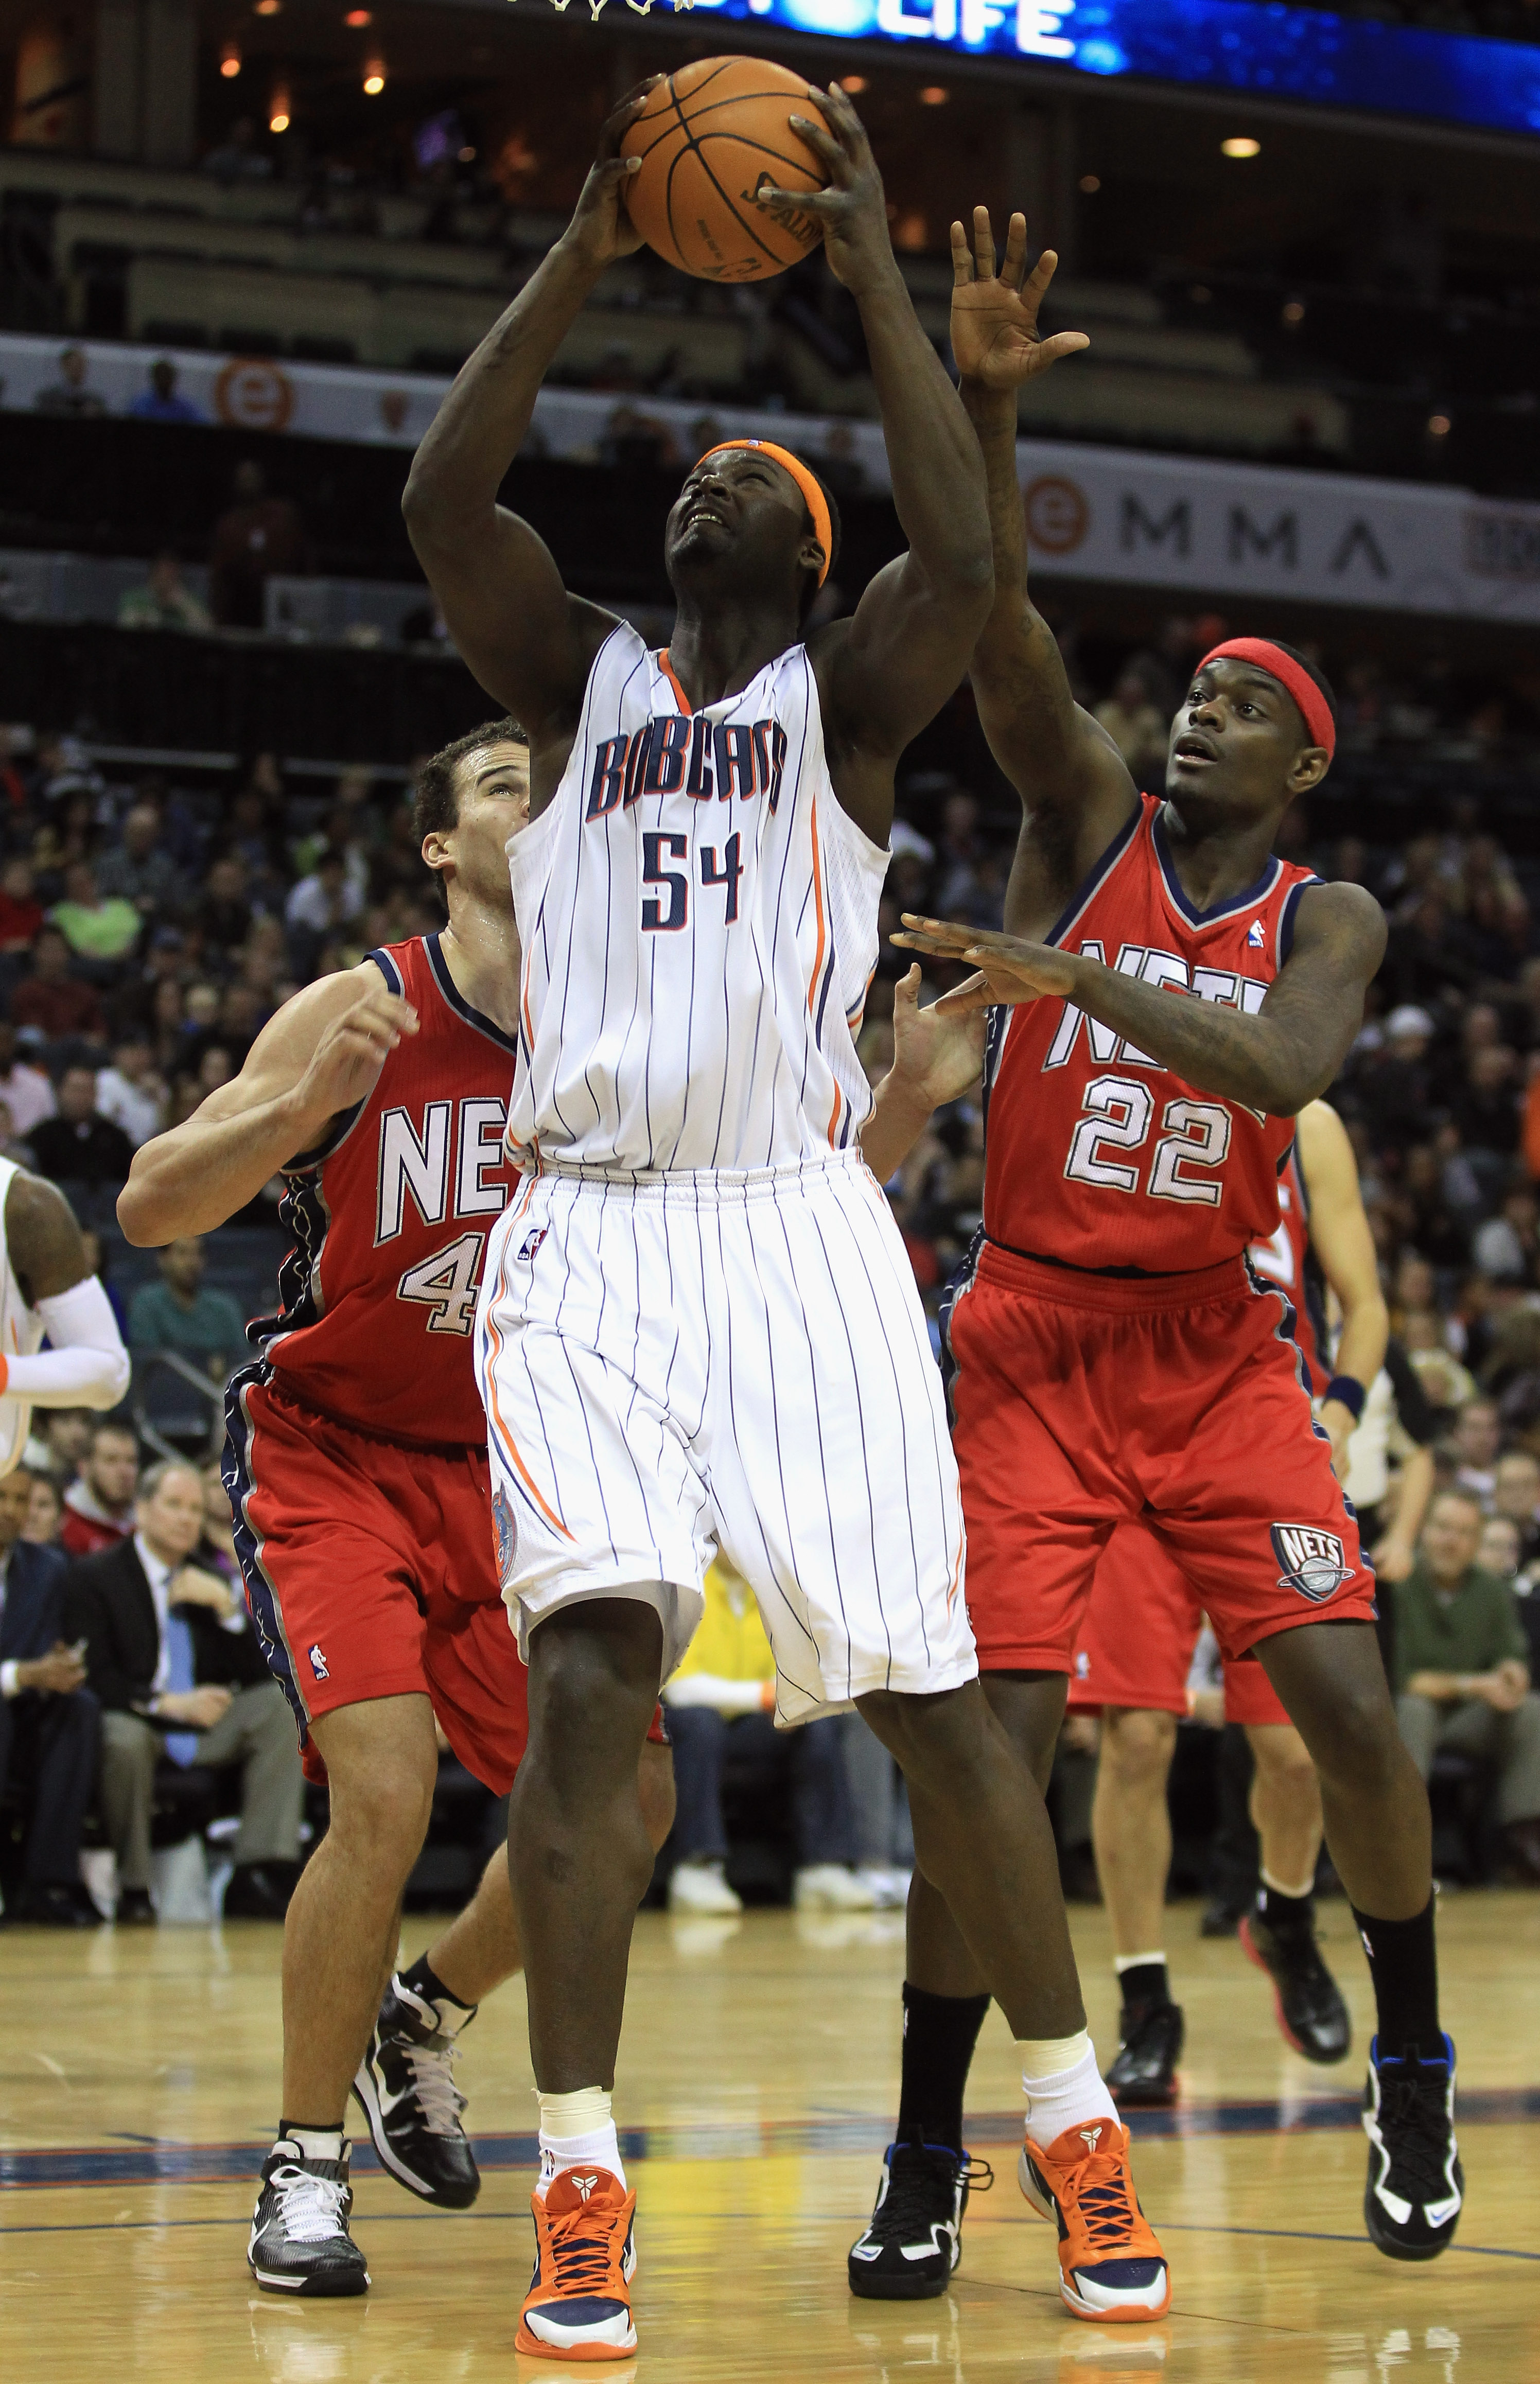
[1493,1452,1540,1568]
[0,858,44,953]
[0,1466,101,1925]
[0,1021,55,1138]
[1450,1399,1503,1502]
[9,927,104,1044]
[208,461,310,629]
[36,1409,92,1492]
[127,1237,248,1381]
[0,1099,30,1167]
[63,1459,303,1924]
[59,1421,139,1559]
[32,344,105,420]
[95,1037,167,1150]
[285,850,363,963]
[660,1554,870,1914]
[95,803,188,922]
[192,853,253,954]
[1391,1490,1540,1883]
[24,1472,62,1547]
[29,1068,133,1188]
[117,553,212,635]
[128,358,206,427]
[1094,664,1169,783]
[49,862,143,970]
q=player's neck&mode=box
[438,897,522,1038]
[1158,796,1282,910]
[666,597,800,709]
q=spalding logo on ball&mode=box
[624,58,827,285]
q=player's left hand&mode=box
[887,963,985,1109]
[891,916,1076,1012]
[950,207,1090,391]
[759,85,893,296]
[1319,1399,1356,1482]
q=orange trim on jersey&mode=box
[804,787,841,1148]
[656,650,692,715]
[945,1526,964,1613]
[483,1208,573,1546]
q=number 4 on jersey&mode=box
[641,831,743,932]
[398,1230,484,1335]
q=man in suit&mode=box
[63,1457,303,1923]
[0,1464,101,1925]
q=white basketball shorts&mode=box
[475,1152,976,1723]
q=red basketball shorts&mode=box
[944,1243,1375,1675]
[1066,1522,1289,1727]
[225,1369,530,1793]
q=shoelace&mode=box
[1380,2060,1455,2201]
[876,2145,992,2239]
[545,2200,623,2298]
[269,2162,350,2246]
[1057,2147,1142,2257]
[402,2032,467,2137]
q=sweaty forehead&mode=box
[689,449,801,506]
[1194,658,1287,703]
[466,742,529,788]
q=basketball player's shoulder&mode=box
[1285,876,1386,973]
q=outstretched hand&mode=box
[888,963,986,1109]
[562,81,658,272]
[891,915,1077,1013]
[757,85,894,297]
[950,206,1089,391]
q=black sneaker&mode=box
[847,2136,992,2300]
[351,1975,480,2208]
[1362,2035,1463,2262]
[248,2138,370,2295]
[1106,2002,1184,2107]
[1240,1911,1351,2064]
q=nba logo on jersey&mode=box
[308,1643,328,1681]
[517,1226,548,1263]
[1247,918,1266,948]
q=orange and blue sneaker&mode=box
[517,2166,638,2361]
[1019,2117,1170,2323]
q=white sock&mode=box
[536,2087,624,2195]
[282,2125,344,2164]
[1019,2031,1118,2146]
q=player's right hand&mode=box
[563,82,657,271]
[950,207,1089,391]
[293,986,418,1128]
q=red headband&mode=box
[1198,638,1336,760]
[695,440,832,586]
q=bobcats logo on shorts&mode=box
[492,1482,518,1586]
[1271,1523,1353,1604]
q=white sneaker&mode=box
[668,1861,743,1915]
[793,1864,877,1912]
[854,1866,912,1909]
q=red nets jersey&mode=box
[983,795,1321,1273]
[1247,1149,1326,1391]
[252,934,518,1447]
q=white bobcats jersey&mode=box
[0,1158,44,1475]
[506,625,886,1174]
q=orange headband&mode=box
[695,440,833,586]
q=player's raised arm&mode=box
[951,208,1133,848]
[117,968,417,1246]
[897,878,1387,1118]
[401,91,654,751]
[1296,1097,1389,1474]
[759,90,992,829]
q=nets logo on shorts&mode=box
[1271,1523,1353,1604]
[492,1482,518,1586]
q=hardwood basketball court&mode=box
[3,1891,1535,2380]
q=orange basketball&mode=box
[624,57,827,285]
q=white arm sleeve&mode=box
[7,1276,132,1410]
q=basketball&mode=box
[624,57,827,285]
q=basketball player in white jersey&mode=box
[406,82,1168,2354]
[0,1167,129,1467]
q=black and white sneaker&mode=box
[352,1975,480,2208]
[1362,2034,1463,2262]
[248,2138,370,2295]
[847,2136,992,2300]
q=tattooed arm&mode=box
[401,91,653,787]
[895,881,1386,1117]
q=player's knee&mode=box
[1100,1707,1177,1790]
[327,1751,437,1860]
[1306,1676,1404,1794]
[528,1609,660,1754]
[1249,1724,1316,1791]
